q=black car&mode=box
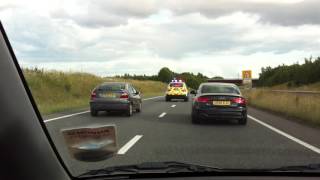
[191,83,247,125]
[90,82,142,116]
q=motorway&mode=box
[44,96,320,176]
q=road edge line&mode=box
[117,135,143,155]
[142,96,164,101]
[44,111,90,123]
[248,115,320,154]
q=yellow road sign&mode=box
[242,70,252,79]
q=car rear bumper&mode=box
[193,107,247,120]
[166,94,188,99]
[90,101,130,111]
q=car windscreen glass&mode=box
[3,0,320,178]
[170,83,183,87]
[98,84,125,92]
[201,85,240,94]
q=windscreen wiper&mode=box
[79,161,226,178]
[79,162,320,178]
[268,163,320,173]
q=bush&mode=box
[258,57,320,87]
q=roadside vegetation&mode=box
[116,67,211,89]
[244,57,320,126]
[23,68,167,115]
[258,57,320,87]
[243,88,320,126]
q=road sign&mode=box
[242,70,252,79]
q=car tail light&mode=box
[232,97,246,105]
[120,93,129,99]
[91,92,96,99]
[195,96,210,103]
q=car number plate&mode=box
[212,101,231,106]
[101,93,116,98]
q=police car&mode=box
[165,80,189,102]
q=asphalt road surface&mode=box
[44,96,320,176]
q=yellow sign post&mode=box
[242,70,252,89]
[242,70,252,79]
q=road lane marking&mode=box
[44,96,164,123]
[248,115,320,154]
[158,112,167,118]
[171,104,176,108]
[117,135,143,155]
[44,111,90,123]
[142,96,164,101]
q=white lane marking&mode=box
[248,115,320,154]
[142,96,164,101]
[44,96,164,123]
[158,112,167,118]
[44,111,90,123]
[117,135,143,155]
[171,104,176,108]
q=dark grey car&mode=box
[191,83,247,125]
[90,82,142,116]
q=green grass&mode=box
[23,69,167,115]
[243,83,320,126]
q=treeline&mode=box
[258,57,320,87]
[115,74,159,81]
[115,67,211,89]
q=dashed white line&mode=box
[44,96,164,123]
[117,135,143,155]
[158,112,167,118]
[248,115,320,154]
[171,104,176,108]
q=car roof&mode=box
[200,82,238,86]
[100,82,128,85]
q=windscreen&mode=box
[170,83,183,87]
[201,85,240,94]
[98,84,126,92]
[3,0,320,178]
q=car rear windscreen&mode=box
[98,84,126,92]
[170,83,183,87]
[201,85,240,94]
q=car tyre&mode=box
[126,103,133,117]
[238,117,247,125]
[90,109,98,116]
[184,97,189,102]
[136,102,142,113]
[165,96,170,102]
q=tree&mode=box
[211,76,224,80]
[158,67,174,83]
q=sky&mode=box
[1,0,320,78]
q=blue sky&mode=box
[1,0,320,78]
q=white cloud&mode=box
[1,0,320,78]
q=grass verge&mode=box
[23,69,167,115]
[243,89,320,126]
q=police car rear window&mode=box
[170,83,183,87]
